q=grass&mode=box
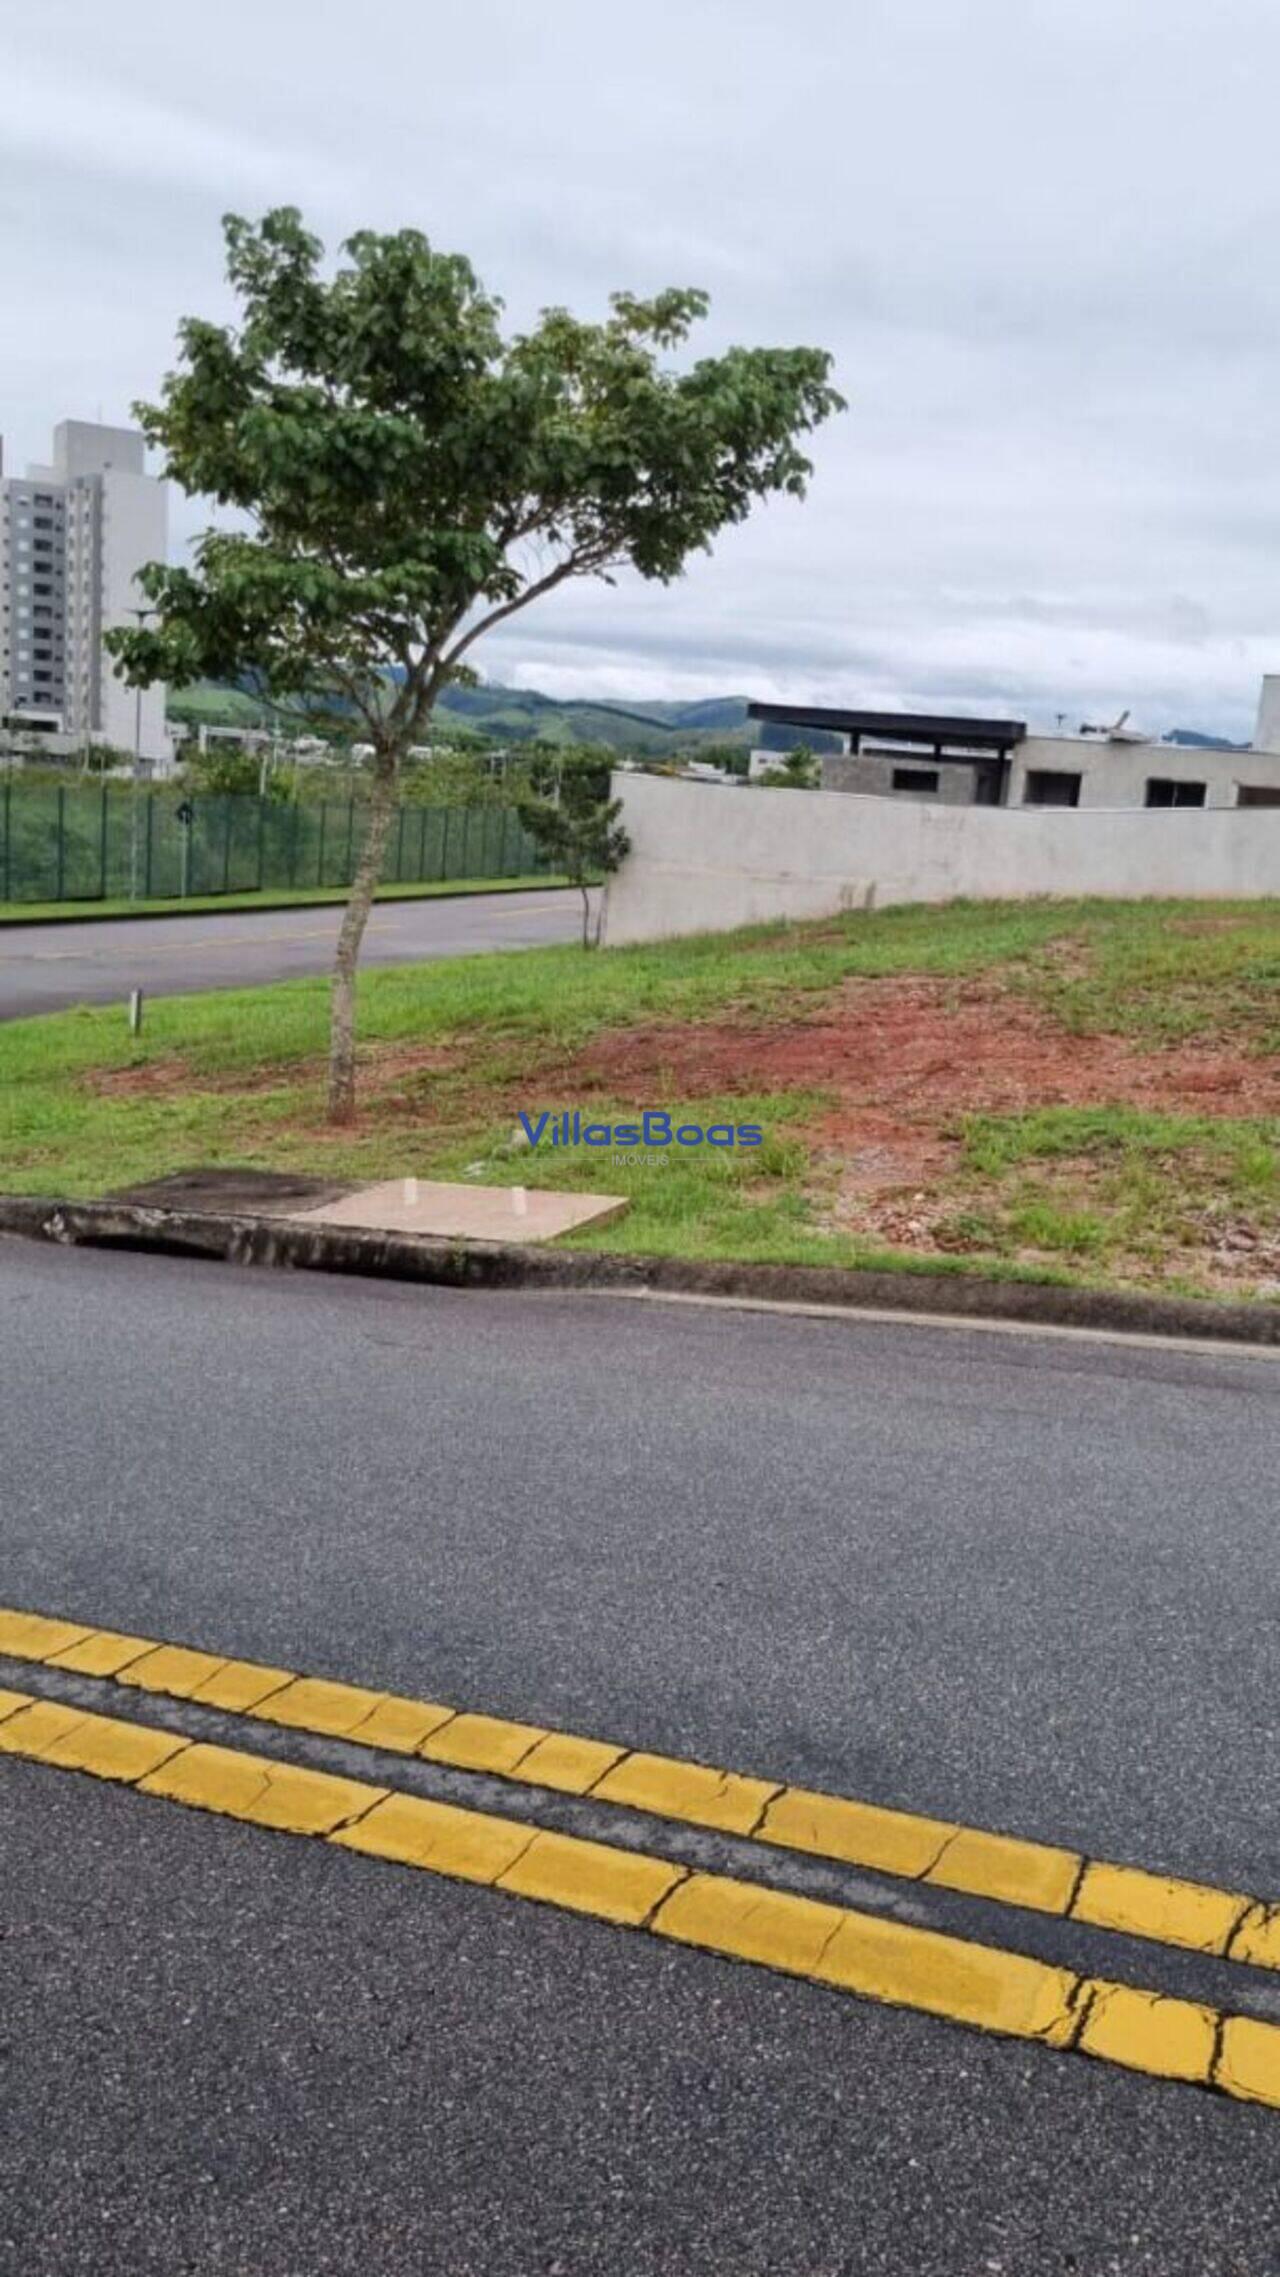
[1013,911,1280,1051]
[933,1106,1279,1285]
[0,874,563,925]
[2,895,1278,1299]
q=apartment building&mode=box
[0,420,169,765]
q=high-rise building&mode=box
[0,419,169,764]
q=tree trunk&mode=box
[327,745,399,1124]
[579,880,592,950]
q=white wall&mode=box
[98,465,169,764]
[602,773,1280,946]
[53,421,146,481]
[1255,678,1280,752]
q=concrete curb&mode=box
[2,1193,1278,1347]
[0,878,568,930]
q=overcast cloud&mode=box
[6,0,1280,735]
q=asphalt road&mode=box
[2,1242,1280,2274]
[0,888,580,1018]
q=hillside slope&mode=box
[166,681,830,755]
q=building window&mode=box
[1236,785,1280,808]
[1145,778,1206,808]
[1023,770,1082,808]
[892,766,940,794]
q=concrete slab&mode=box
[290,1178,629,1246]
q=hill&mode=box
[166,680,833,755]
[1165,728,1250,751]
[432,684,768,751]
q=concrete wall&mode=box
[601,773,1280,946]
[821,750,981,805]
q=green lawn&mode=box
[2,896,1278,1300]
[0,873,562,925]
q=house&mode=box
[748,678,1280,811]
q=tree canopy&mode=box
[518,747,631,947]
[107,208,843,1115]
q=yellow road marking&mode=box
[1075,1982,1217,2086]
[1073,1860,1252,1954]
[0,1611,93,1661]
[763,1786,951,1878]
[333,1791,533,1883]
[48,1629,155,1677]
[926,1823,1081,1915]
[1,1601,1276,1979]
[420,1710,549,1775]
[0,1683,1275,2110]
[0,1696,189,1784]
[592,1751,781,1834]
[656,1875,1081,2047]
[142,1744,384,1835]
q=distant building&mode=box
[0,420,170,767]
[748,686,1280,811]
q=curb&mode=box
[2,1194,1278,1348]
[0,878,568,930]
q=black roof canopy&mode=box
[749,701,1026,755]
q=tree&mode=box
[700,741,750,778]
[106,207,843,1121]
[184,743,296,801]
[518,747,630,947]
[758,744,819,788]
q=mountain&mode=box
[434,683,840,752]
[168,680,837,756]
[615,695,757,733]
[1164,729,1250,750]
[434,684,761,752]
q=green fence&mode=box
[0,784,549,906]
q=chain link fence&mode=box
[0,784,549,906]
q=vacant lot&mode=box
[2,898,1278,1300]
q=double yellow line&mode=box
[1,1603,1277,2110]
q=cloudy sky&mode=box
[6,0,1280,735]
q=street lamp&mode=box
[127,605,157,902]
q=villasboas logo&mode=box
[518,1110,762,1150]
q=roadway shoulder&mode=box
[1,1193,1278,1351]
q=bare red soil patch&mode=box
[571,973,1280,1126]
[88,1037,463,1103]
[566,976,1280,1264]
[89,1056,198,1099]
